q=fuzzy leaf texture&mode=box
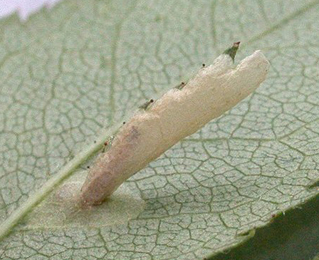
[0,0,319,259]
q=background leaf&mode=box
[1,0,319,259]
[212,195,319,260]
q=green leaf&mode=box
[1,0,319,259]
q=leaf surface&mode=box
[1,0,319,259]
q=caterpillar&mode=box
[80,42,270,206]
